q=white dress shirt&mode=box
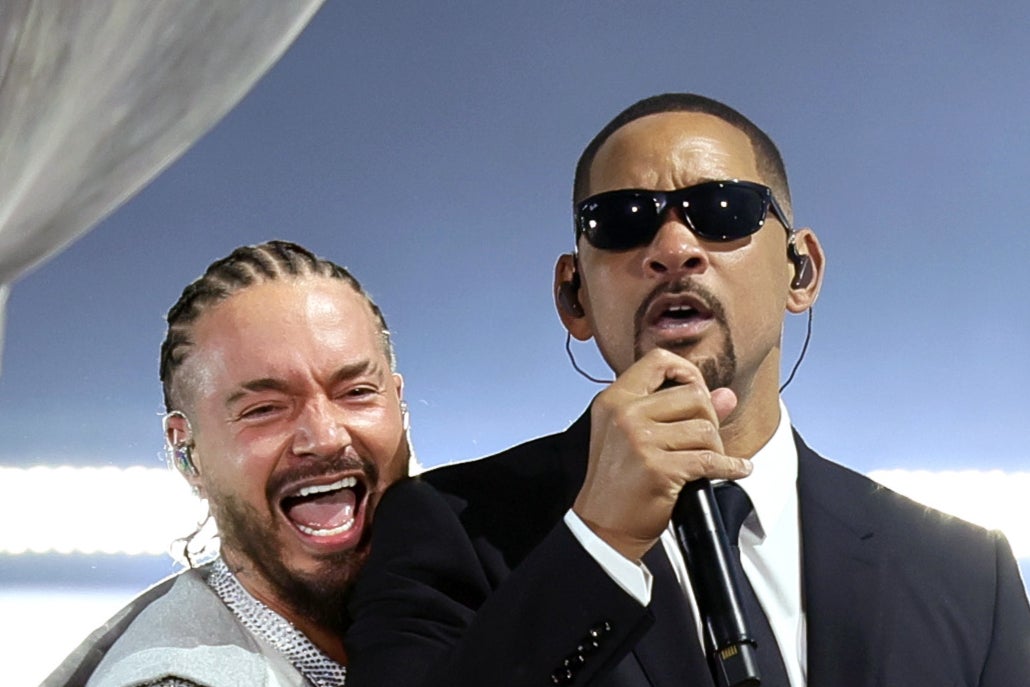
[564,401,806,686]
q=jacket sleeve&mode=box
[978,530,1030,685]
[346,478,654,687]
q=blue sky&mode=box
[3,1,1027,473]
[0,1,1028,679]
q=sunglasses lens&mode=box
[576,182,773,249]
[578,191,659,250]
[683,183,767,241]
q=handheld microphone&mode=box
[655,374,760,686]
[672,479,760,686]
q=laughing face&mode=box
[564,111,801,401]
[168,276,407,628]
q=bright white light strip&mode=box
[0,466,199,555]
[868,469,1030,559]
[0,466,1026,558]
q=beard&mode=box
[633,278,737,390]
[207,454,380,634]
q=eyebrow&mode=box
[223,359,381,410]
[328,359,381,387]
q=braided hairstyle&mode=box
[159,240,395,413]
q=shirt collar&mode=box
[735,400,797,542]
[206,557,348,687]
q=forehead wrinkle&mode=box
[665,136,752,186]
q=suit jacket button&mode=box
[588,620,612,640]
[577,638,601,654]
[551,667,575,685]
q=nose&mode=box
[641,210,709,278]
[291,397,350,458]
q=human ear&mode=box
[163,411,201,485]
[392,373,409,431]
[786,229,825,313]
[553,253,593,341]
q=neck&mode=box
[222,553,349,665]
[291,619,349,665]
[720,361,783,459]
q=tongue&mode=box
[285,489,357,530]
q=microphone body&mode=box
[672,478,761,687]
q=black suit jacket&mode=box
[347,411,1030,686]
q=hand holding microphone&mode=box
[571,347,749,562]
[572,348,761,686]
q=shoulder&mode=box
[797,435,1006,582]
[422,410,589,502]
[48,566,276,687]
[798,438,1030,682]
[800,438,992,539]
[42,570,192,687]
[109,565,247,647]
[426,428,575,488]
[428,417,585,516]
[372,413,591,569]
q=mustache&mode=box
[633,278,728,335]
[265,452,379,501]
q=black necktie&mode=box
[713,482,791,687]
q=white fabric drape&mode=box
[0,0,326,373]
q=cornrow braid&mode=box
[159,240,395,412]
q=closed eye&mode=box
[239,403,286,419]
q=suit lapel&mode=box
[560,416,898,685]
[633,546,714,687]
[797,435,889,687]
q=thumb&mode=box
[710,387,738,423]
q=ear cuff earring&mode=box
[172,442,199,477]
[163,411,199,478]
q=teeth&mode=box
[295,518,356,537]
[294,476,357,498]
[663,305,697,318]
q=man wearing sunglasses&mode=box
[347,94,1030,686]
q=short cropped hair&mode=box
[573,93,792,222]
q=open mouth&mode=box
[646,294,713,331]
[279,475,368,539]
[657,303,705,326]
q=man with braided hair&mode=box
[46,240,410,687]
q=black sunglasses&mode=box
[575,180,791,250]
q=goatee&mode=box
[633,278,736,390]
